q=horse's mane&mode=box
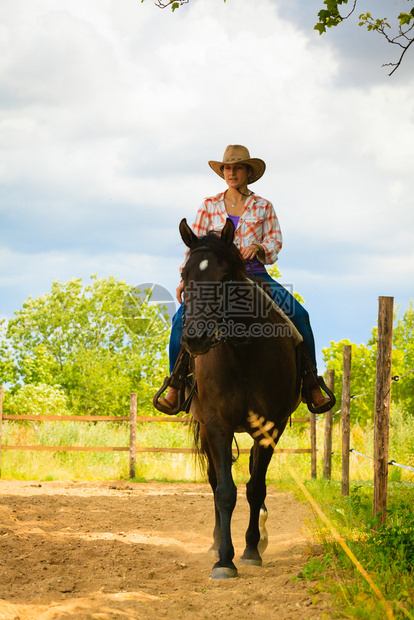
[190,232,247,280]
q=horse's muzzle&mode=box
[181,329,213,356]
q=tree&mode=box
[0,275,170,417]
[322,302,414,425]
[322,338,377,425]
[392,301,414,413]
[145,0,414,75]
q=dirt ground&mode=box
[0,481,332,619]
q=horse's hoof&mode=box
[211,567,238,579]
[240,556,262,566]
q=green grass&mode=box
[0,417,197,481]
[286,478,414,619]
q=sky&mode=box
[1,0,413,370]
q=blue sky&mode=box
[1,0,413,370]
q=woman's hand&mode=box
[176,280,184,304]
[240,244,262,260]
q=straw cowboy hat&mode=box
[208,145,266,184]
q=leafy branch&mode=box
[142,0,188,10]
[359,9,414,75]
[315,0,414,75]
[314,0,358,33]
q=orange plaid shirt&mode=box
[180,192,283,273]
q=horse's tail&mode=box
[190,417,208,477]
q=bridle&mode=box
[181,246,229,349]
[181,244,252,351]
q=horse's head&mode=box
[179,218,246,355]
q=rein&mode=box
[246,258,258,283]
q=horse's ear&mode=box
[221,218,235,245]
[179,218,198,248]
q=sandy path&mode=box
[0,481,331,619]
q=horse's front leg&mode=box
[240,442,274,566]
[205,422,238,579]
[199,424,220,558]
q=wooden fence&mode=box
[322,296,396,525]
[0,387,316,479]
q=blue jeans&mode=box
[169,273,317,372]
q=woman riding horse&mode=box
[154,144,334,414]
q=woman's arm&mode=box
[259,202,283,264]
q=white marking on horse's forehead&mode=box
[199,259,209,271]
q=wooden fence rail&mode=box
[0,386,315,479]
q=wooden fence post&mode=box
[129,393,137,479]
[310,412,317,479]
[341,346,352,496]
[0,386,3,479]
[323,369,335,481]
[373,296,393,525]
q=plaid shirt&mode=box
[180,192,283,273]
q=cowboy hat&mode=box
[208,145,266,183]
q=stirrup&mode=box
[303,376,336,414]
[152,377,186,416]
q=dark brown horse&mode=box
[179,217,302,579]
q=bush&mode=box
[4,383,70,417]
[366,504,414,573]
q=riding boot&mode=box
[299,343,336,414]
[153,347,190,415]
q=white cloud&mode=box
[0,0,338,202]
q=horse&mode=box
[178,217,303,579]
